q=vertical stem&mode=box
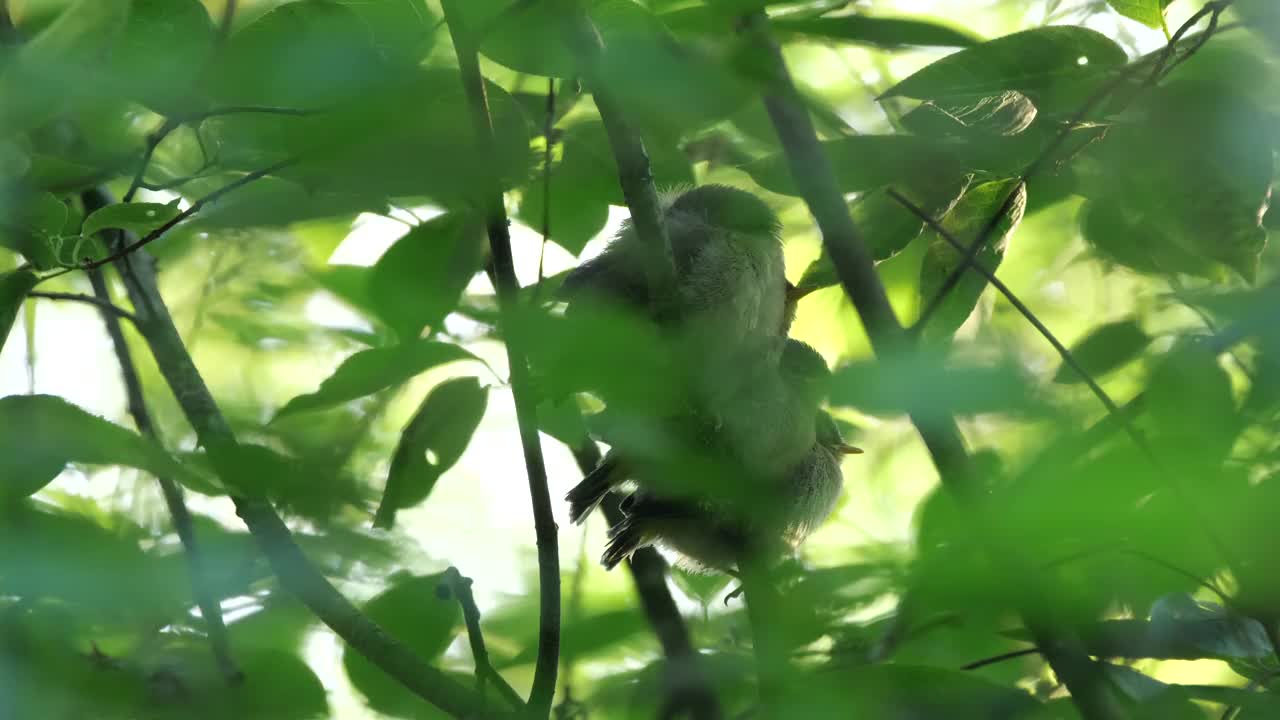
[439,4,561,716]
[86,257,239,683]
[734,12,1124,720]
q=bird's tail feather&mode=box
[566,453,622,524]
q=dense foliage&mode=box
[1,0,1279,718]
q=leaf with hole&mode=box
[374,378,488,527]
[879,26,1127,101]
[274,339,479,419]
[81,201,181,238]
[1052,319,1151,384]
[342,573,460,718]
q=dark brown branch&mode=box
[569,443,722,720]
[735,11,1124,720]
[27,291,138,324]
[562,4,676,314]
[442,567,526,712]
[87,190,491,718]
[85,159,295,270]
[439,3,561,716]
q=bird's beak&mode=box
[836,443,864,455]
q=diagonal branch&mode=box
[86,159,295,270]
[85,188,493,719]
[27,291,138,324]
[439,3,561,716]
[913,2,1233,334]
[734,10,1125,720]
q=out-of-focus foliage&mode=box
[0,0,1278,718]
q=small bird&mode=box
[600,409,861,572]
[559,184,789,380]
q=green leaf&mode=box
[107,0,215,112]
[772,14,980,48]
[81,201,181,238]
[742,135,964,197]
[880,26,1127,101]
[0,270,39,362]
[368,213,484,341]
[334,0,439,63]
[0,0,130,137]
[0,192,65,269]
[829,351,1041,417]
[220,648,329,719]
[375,378,489,526]
[274,339,479,419]
[796,174,974,293]
[782,664,1041,719]
[1106,0,1172,29]
[0,394,194,501]
[343,573,460,718]
[1077,594,1272,660]
[901,91,1039,138]
[917,179,1027,341]
[1145,340,1238,471]
[1052,319,1152,384]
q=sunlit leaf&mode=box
[1105,0,1174,29]
[368,213,485,341]
[1052,319,1151,384]
[81,201,180,238]
[772,14,979,48]
[879,26,1127,101]
[343,573,460,718]
[917,179,1027,340]
[0,394,195,500]
[375,378,488,527]
[274,339,479,419]
[902,91,1038,137]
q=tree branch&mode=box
[734,11,1125,720]
[442,567,526,712]
[86,188,492,719]
[85,159,294,270]
[78,222,239,683]
[569,442,722,720]
[439,3,560,716]
[562,3,676,313]
[914,2,1232,334]
[27,291,138,324]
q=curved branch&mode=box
[27,291,137,324]
[439,3,561,715]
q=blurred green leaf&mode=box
[343,573,460,718]
[274,339,479,419]
[902,91,1038,138]
[0,192,65,269]
[1076,594,1272,660]
[375,378,488,526]
[784,664,1041,720]
[107,0,215,113]
[81,201,180,238]
[220,648,329,719]
[368,213,485,342]
[1052,319,1151,384]
[0,394,195,501]
[829,350,1040,417]
[335,0,439,63]
[1145,339,1238,470]
[0,270,39,362]
[880,26,1127,101]
[917,179,1027,340]
[773,14,979,48]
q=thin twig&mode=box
[442,567,526,712]
[88,187,493,717]
[124,117,181,203]
[85,159,295,270]
[962,647,1041,671]
[27,291,138,324]
[913,2,1232,335]
[735,10,1124,719]
[532,77,555,308]
[439,3,561,715]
